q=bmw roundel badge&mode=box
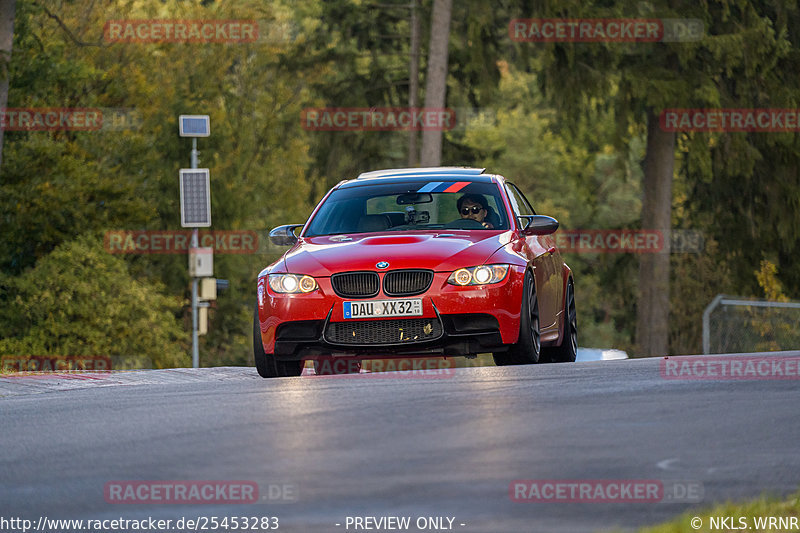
[376,261,390,269]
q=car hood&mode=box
[282,231,512,277]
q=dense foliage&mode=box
[1,0,798,365]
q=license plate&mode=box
[343,299,422,319]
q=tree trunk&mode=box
[407,0,421,167]
[0,0,16,171]
[635,109,675,356]
[420,0,452,167]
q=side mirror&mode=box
[269,224,304,246]
[519,215,559,236]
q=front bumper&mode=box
[257,267,526,360]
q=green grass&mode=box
[637,490,800,532]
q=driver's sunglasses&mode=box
[460,206,484,215]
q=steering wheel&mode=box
[445,218,486,229]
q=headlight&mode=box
[447,264,509,286]
[268,273,318,293]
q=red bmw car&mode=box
[254,167,576,377]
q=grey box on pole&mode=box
[189,247,214,277]
[198,307,208,336]
[199,277,217,301]
[179,169,211,227]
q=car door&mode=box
[505,183,561,331]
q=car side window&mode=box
[505,183,536,216]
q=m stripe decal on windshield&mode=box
[443,181,470,192]
[417,182,443,193]
[417,181,470,193]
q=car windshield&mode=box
[303,181,509,237]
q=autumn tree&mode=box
[522,0,788,355]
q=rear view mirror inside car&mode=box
[396,192,433,205]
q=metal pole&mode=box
[191,137,199,368]
[191,230,199,368]
[702,294,725,355]
[717,299,800,309]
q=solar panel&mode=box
[179,115,210,137]
[179,169,211,227]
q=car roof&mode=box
[357,167,486,179]
[339,167,499,189]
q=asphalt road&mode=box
[1,353,799,533]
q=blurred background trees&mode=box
[1,0,798,366]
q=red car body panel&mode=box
[256,168,572,360]
[258,266,527,355]
[281,231,512,277]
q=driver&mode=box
[457,194,494,229]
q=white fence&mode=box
[702,295,800,354]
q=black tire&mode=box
[493,270,540,365]
[253,305,303,378]
[313,357,362,375]
[541,280,577,363]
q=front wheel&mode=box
[253,305,303,378]
[541,280,577,363]
[493,270,540,365]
